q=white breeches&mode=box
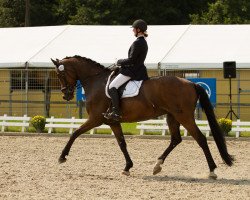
[109,74,131,89]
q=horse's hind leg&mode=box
[153,114,182,175]
[110,123,133,176]
[180,117,218,179]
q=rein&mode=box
[57,69,75,100]
[80,63,117,85]
[58,63,117,97]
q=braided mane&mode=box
[64,55,110,71]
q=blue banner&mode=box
[76,80,86,101]
[188,78,216,107]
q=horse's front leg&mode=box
[110,123,133,175]
[59,119,99,163]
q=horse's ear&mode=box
[51,58,59,66]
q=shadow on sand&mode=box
[142,175,250,186]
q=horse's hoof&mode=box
[153,165,162,175]
[153,159,163,175]
[58,157,67,164]
[121,171,130,176]
[208,171,217,180]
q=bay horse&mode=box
[51,55,234,178]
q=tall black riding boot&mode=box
[107,87,121,121]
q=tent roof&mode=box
[29,25,190,68]
[0,25,250,69]
[0,26,67,68]
[160,25,250,69]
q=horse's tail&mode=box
[195,84,234,166]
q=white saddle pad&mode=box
[105,72,143,99]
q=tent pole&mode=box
[237,71,240,119]
[25,62,28,115]
[9,70,12,116]
[157,62,161,76]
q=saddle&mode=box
[105,71,143,99]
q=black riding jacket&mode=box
[117,36,149,81]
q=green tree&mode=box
[190,0,250,24]
[68,0,125,25]
[136,0,213,25]
[0,0,25,27]
[29,0,58,26]
[0,0,222,27]
[68,0,213,25]
[55,0,78,25]
[0,0,59,27]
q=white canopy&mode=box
[0,26,66,68]
[160,25,250,69]
[29,25,189,69]
[0,24,250,69]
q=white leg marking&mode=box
[153,159,164,175]
[121,171,130,176]
[208,171,217,179]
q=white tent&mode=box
[0,25,188,69]
[29,25,190,69]
[0,24,250,69]
[0,26,66,68]
[160,25,250,69]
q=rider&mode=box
[105,19,149,121]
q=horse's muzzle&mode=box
[61,87,74,101]
[63,94,74,101]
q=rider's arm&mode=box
[117,40,141,67]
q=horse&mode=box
[51,55,234,178]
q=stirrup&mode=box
[103,111,121,121]
[109,112,121,121]
[103,112,111,120]
[103,107,112,119]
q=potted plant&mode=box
[218,118,232,136]
[31,115,46,133]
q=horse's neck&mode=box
[80,70,111,98]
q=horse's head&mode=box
[51,58,77,101]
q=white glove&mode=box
[114,58,118,65]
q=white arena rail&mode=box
[137,119,210,137]
[137,118,250,137]
[232,119,250,138]
[0,114,30,132]
[136,118,167,136]
[45,116,113,134]
[0,114,249,137]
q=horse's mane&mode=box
[64,55,111,71]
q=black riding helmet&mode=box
[132,19,147,32]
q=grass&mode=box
[0,122,139,135]
[121,123,138,135]
[1,122,250,137]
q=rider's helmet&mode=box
[132,19,147,32]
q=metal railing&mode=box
[0,68,250,120]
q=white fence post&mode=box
[1,114,7,132]
[183,129,188,137]
[236,119,240,138]
[90,128,95,134]
[22,114,27,132]
[69,117,75,134]
[48,116,54,134]
[205,131,210,137]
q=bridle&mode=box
[56,63,116,100]
[56,66,75,101]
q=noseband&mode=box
[57,67,75,100]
